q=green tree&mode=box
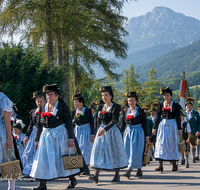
[121,63,146,106]
[143,67,162,108]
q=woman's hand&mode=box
[90,135,95,142]
[145,137,149,144]
[98,129,105,137]
[6,137,13,149]
[68,139,75,147]
[34,142,39,151]
[195,131,200,136]
[186,137,190,144]
[152,129,156,135]
[178,131,182,136]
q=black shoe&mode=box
[32,185,47,190]
[89,176,99,184]
[134,170,143,177]
[155,166,163,172]
[172,165,178,171]
[123,172,131,179]
[67,178,77,189]
[181,159,185,165]
[193,159,197,163]
[111,176,120,182]
[150,157,153,161]
[186,164,189,168]
[195,156,199,161]
[82,170,90,175]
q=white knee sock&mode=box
[8,179,15,190]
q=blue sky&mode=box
[123,0,200,20]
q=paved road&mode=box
[1,157,200,190]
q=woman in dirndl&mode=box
[152,86,182,172]
[71,93,94,175]
[30,84,80,190]
[0,73,18,190]
[89,86,128,183]
[120,92,149,179]
[21,91,45,177]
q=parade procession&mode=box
[1,0,200,190]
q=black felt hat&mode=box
[33,91,45,99]
[160,86,172,96]
[43,84,60,93]
[125,92,137,98]
[72,93,84,100]
[99,86,114,92]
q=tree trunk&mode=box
[57,35,63,66]
[63,46,70,107]
[45,0,53,64]
[73,42,78,94]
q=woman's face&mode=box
[46,91,59,104]
[74,99,83,109]
[163,93,171,102]
[35,97,45,108]
[102,91,112,104]
[128,97,137,108]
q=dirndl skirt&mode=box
[124,124,144,169]
[21,126,36,175]
[30,124,80,180]
[74,123,93,165]
[0,120,16,174]
[155,119,179,161]
[90,124,128,170]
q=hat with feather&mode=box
[185,97,194,106]
[33,91,45,99]
[160,86,172,96]
[150,102,159,112]
[13,119,25,130]
[90,102,97,109]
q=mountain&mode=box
[125,6,200,54]
[135,39,200,90]
[116,43,178,68]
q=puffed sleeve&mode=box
[175,103,181,130]
[153,102,162,130]
[87,108,94,135]
[71,110,76,126]
[62,103,74,139]
[35,106,43,142]
[2,96,13,113]
[104,104,120,132]
[26,109,35,138]
[120,110,126,134]
[140,108,149,137]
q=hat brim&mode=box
[45,88,60,92]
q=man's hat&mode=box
[90,102,97,109]
[13,119,25,130]
[185,97,194,106]
[43,84,60,93]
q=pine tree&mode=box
[143,67,162,108]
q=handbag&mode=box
[62,146,83,170]
[0,148,22,180]
[142,144,150,166]
[178,138,186,153]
